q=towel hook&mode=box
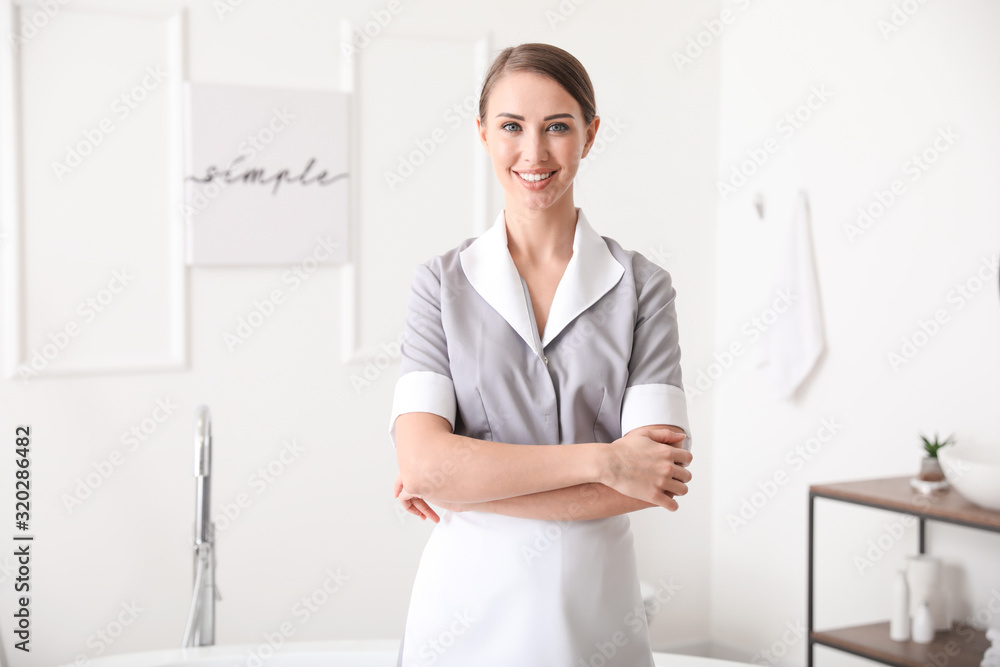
[754,192,764,219]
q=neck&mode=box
[503,196,578,266]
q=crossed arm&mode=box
[395,416,688,522]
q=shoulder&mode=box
[407,234,479,293]
[600,235,675,300]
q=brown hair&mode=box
[478,43,597,129]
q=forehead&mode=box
[488,71,578,114]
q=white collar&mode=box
[459,207,625,356]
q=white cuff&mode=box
[621,383,692,450]
[389,371,457,447]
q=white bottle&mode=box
[912,601,935,644]
[890,569,910,641]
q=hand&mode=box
[394,472,440,523]
[602,427,693,511]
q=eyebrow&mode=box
[495,112,574,121]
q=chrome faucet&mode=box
[182,405,220,646]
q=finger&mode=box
[414,498,440,523]
[403,497,427,520]
[649,491,679,512]
[674,466,693,484]
[407,502,431,521]
[664,479,688,497]
[649,428,688,441]
[672,447,694,468]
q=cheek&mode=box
[491,141,517,166]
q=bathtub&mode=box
[78,639,751,667]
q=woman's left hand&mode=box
[394,472,441,523]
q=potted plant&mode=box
[917,432,954,483]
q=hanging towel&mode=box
[756,190,826,399]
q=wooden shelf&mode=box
[808,475,1000,666]
[813,621,991,667]
[810,475,1000,533]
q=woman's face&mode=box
[476,71,599,214]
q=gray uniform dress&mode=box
[389,207,691,667]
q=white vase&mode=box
[890,568,910,641]
[934,563,956,632]
[912,601,935,644]
[906,555,940,615]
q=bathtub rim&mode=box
[61,639,400,667]
[68,638,748,667]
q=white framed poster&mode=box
[183,82,349,266]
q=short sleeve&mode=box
[388,261,457,448]
[621,265,693,450]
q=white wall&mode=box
[0,1,720,665]
[6,1,996,666]
[712,0,1000,665]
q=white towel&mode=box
[756,190,826,399]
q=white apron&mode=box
[396,509,655,667]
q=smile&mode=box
[515,171,555,183]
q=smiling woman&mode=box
[389,42,693,667]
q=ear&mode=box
[475,115,490,153]
[580,114,601,160]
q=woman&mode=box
[389,43,694,667]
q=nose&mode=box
[521,126,550,164]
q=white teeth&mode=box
[517,171,554,183]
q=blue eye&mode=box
[500,121,570,133]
